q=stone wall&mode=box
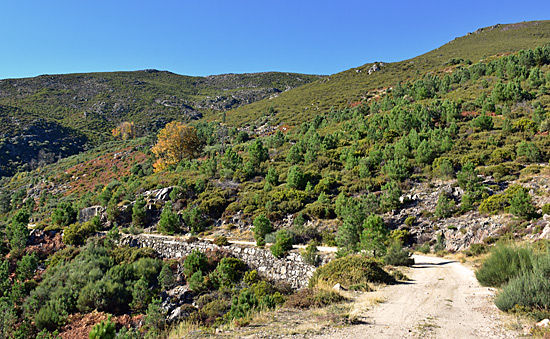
[119,234,317,289]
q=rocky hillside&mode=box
[2,20,550,338]
[0,70,324,176]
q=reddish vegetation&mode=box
[348,101,364,108]
[27,230,65,258]
[277,124,292,134]
[55,147,148,197]
[60,311,143,339]
[461,111,479,117]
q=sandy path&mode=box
[313,255,517,339]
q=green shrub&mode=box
[475,243,533,287]
[417,242,430,254]
[309,255,394,289]
[466,243,489,256]
[183,249,208,278]
[404,216,416,227]
[270,229,294,258]
[479,192,507,215]
[495,251,550,313]
[63,219,98,246]
[384,241,414,266]
[210,257,246,289]
[89,316,116,339]
[225,289,258,321]
[301,241,319,266]
[542,203,550,215]
[35,299,68,331]
[213,235,230,246]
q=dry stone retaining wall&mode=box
[119,234,316,289]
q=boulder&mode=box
[78,206,104,223]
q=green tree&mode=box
[8,220,28,257]
[0,297,16,339]
[132,196,147,228]
[248,139,269,166]
[270,229,294,258]
[144,298,166,337]
[336,219,362,254]
[0,261,9,296]
[222,147,242,171]
[0,190,10,214]
[508,187,535,219]
[516,141,541,163]
[16,252,38,281]
[51,201,77,227]
[157,201,180,235]
[158,264,176,290]
[252,214,273,246]
[130,277,151,313]
[286,144,303,164]
[380,181,402,212]
[183,249,208,278]
[360,214,389,257]
[434,192,456,218]
[287,165,306,190]
[265,167,278,186]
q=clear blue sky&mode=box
[1,0,549,79]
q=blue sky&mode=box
[1,0,549,79]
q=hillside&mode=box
[0,70,324,176]
[227,20,550,126]
[2,20,550,338]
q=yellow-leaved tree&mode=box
[112,121,136,140]
[151,121,200,172]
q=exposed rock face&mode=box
[387,180,507,252]
[78,205,104,223]
[161,286,194,323]
[119,234,317,289]
[143,187,174,202]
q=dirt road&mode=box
[313,255,518,339]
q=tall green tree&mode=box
[248,139,269,166]
[252,214,273,246]
[360,214,389,257]
[132,196,147,228]
[157,202,180,235]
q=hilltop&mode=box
[228,20,550,126]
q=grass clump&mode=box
[283,288,346,309]
[475,243,533,287]
[494,249,550,318]
[309,254,394,289]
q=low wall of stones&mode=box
[119,234,317,289]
